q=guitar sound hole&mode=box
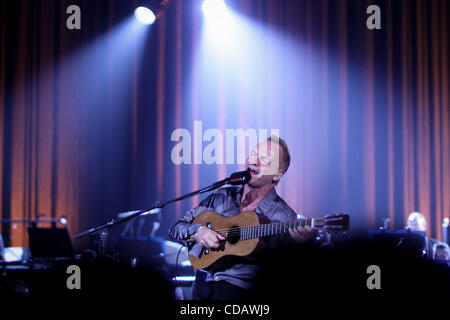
[226,226,240,244]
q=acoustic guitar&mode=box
[189,210,349,269]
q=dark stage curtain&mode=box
[0,0,449,247]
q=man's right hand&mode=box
[195,227,225,249]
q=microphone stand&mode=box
[74,174,243,257]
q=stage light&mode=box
[134,6,156,25]
[202,0,227,19]
[172,276,196,282]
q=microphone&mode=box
[228,170,251,185]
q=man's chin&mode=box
[247,180,257,188]
[247,178,260,188]
[248,176,271,188]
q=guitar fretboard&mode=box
[237,219,323,240]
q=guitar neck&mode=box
[239,218,324,240]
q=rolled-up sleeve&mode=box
[168,193,215,245]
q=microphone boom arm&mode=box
[74,171,248,239]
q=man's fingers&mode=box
[294,226,305,237]
[208,233,221,242]
[290,225,315,243]
[211,231,225,242]
[296,225,306,233]
[206,238,219,248]
[202,232,225,248]
[289,228,304,241]
[200,239,211,248]
[205,229,225,240]
[296,225,314,236]
[288,228,296,238]
[198,229,224,246]
[207,236,219,245]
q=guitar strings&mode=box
[209,220,310,233]
[204,220,310,237]
[211,226,295,234]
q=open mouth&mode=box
[248,168,259,175]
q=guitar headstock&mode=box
[322,213,350,232]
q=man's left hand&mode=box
[289,225,315,243]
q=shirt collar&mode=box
[256,186,278,214]
[233,184,278,214]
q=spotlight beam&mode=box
[202,0,227,19]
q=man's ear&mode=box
[272,170,285,183]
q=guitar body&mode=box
[189,210,266,270]
[187,210,349,270]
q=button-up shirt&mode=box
[168,185,299,290]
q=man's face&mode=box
[406,214,427,232]
[246,140,284,188]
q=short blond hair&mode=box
[267,135,291,173]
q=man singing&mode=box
[169,136,315,300]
